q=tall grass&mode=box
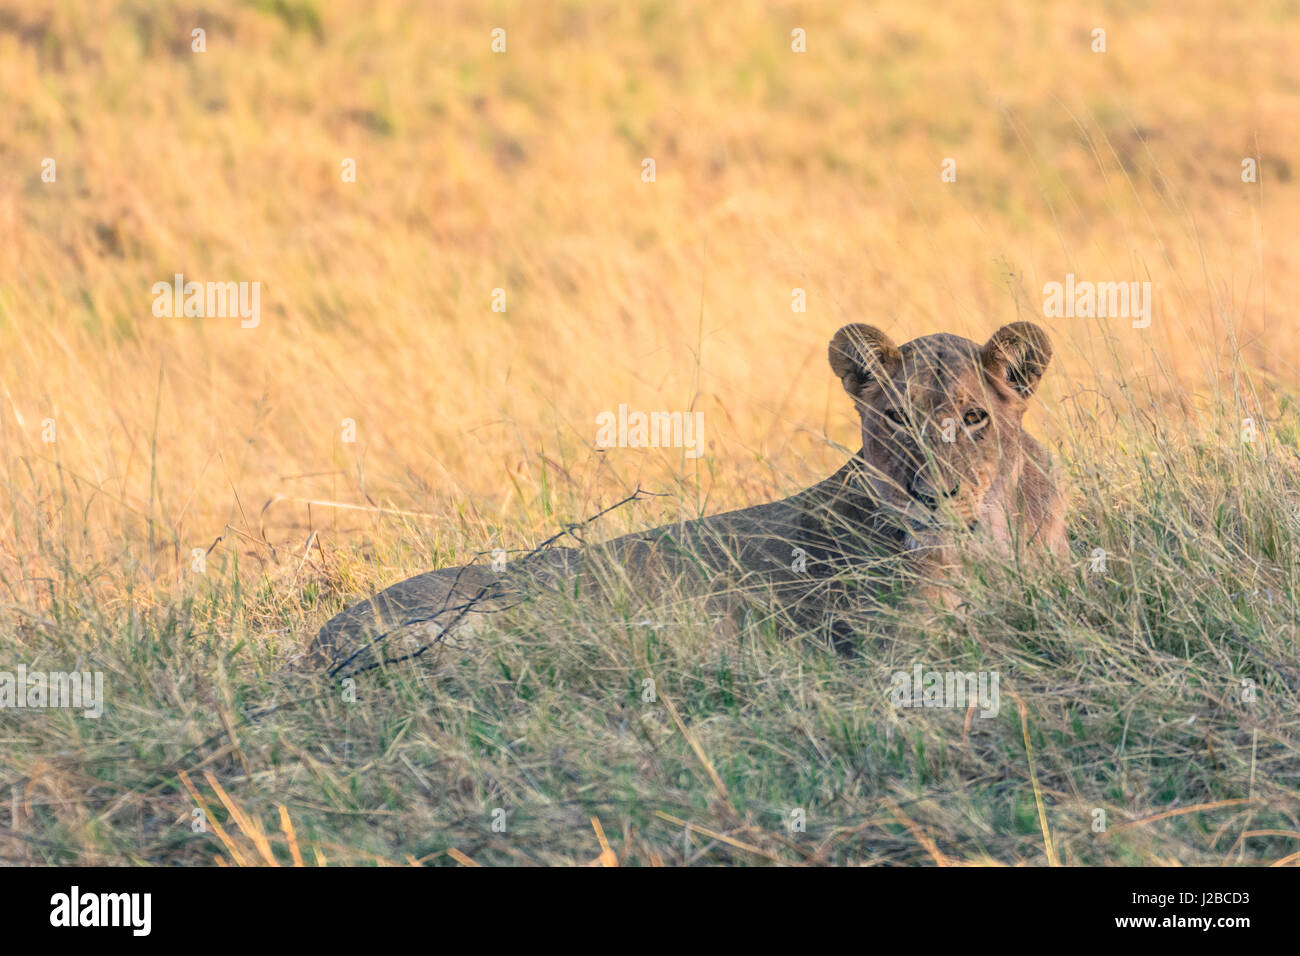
[0,0,1297,864]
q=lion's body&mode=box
[313,324,1067,673]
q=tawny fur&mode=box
[313,322,1066,673]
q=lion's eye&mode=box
[963,408,989,429]
[883,408,907,427]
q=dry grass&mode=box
[0,0,1297,865]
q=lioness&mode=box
[314,322,1065,674]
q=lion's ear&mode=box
[981,322,1052,398]
[828,324,901,395]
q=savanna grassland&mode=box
[1,0,1299,865]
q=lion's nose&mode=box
[910,475,960,510]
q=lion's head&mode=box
[828,322,1053,549]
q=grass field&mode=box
[1,0,1298,865]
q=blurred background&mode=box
[0,0,1295,606]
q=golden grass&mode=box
[2,0,1296,592]
[0,0,1297,866]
